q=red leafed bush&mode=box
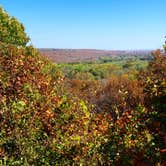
[94,76,145,120]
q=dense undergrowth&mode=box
[0,7,165,165]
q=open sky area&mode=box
[1,0,166,50]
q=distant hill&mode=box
[39,48,152,63]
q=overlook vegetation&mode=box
[0,7,166,166]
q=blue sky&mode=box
[1,0,166,50]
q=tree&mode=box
[0,7,29,46]
[164,36,166,52]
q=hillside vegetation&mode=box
[0,7,165,165]
[39,48,152,63]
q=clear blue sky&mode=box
[1,0,166,50]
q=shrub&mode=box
[94,76,144,120]
[139,49,166,163]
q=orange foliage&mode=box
[94,76,144,120]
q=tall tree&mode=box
[0,7,29,46]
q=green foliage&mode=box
[0,7,29,46]
[164,38,166,52]
[58,59,148,80]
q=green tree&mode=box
[164,36,166,52]
[0,7,29,46]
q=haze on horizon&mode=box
[1,0,166,50]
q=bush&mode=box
[139,49,166,163]
[94,76,144,120]
[0,42,66,164]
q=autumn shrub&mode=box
[99,105,160,166]
[65,78,101,102]
[0,42,67,164]
[94,76,145,120]
[139,49,166,163]
[0,7,67,164]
